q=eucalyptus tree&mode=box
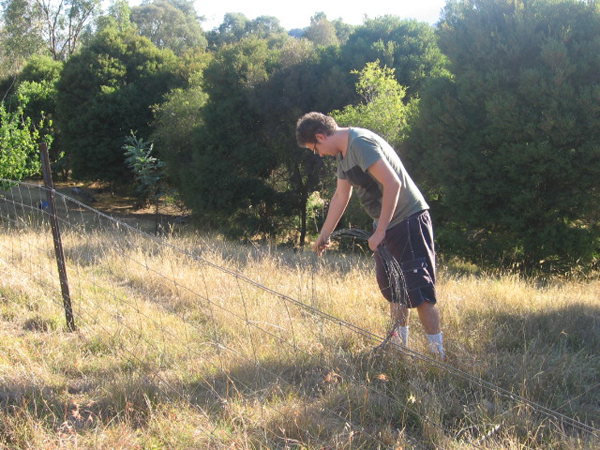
[130,0,207,55]
[304,12,339,47]
[206,12,286,48]
[96,0,134,33]
[1,0,45,71]
[2,0,101,61]
[206,12,249,47]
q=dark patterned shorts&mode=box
[374,210,437,308]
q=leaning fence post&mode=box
[40,143,76,332]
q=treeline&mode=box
[1,0,599,273]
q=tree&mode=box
[151,51,211,188]
[304,12,339,47]
[330,61,415,232]
[56,28,183,181]
[1,0,45,71]
[246,15,285,39]
[407,0,600,271]
[96,0,134,33]
[14,54,62,122]
[123,131,165,232]
[11,55,63,175]
[40,0,101,60]
[331,18,355,45]
[331,61,411,148]
[177,37,281,237]
[341,15,447,98]
[247,39,356,245]
[130,0,207,55]
[252,39,332,245]
[206,12,249,47]
[206,13,287,48]
[123,130,164,201]
[0,96,51,182]
[174,34,354,242]
[1,0,100,63]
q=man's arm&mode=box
[367,158,401,252]
[314,177,353,256]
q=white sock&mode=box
[396,325,409,346]
[426,332,445,359]
[391,325,409,346]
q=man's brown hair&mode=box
[295,112,337,147]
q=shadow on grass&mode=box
[181,352,438,449]
[461,302,600,425]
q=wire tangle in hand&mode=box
[330,228,409,307]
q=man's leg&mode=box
[377,212,444,356]
[417,301,445,358]
[390,302,410,346]
[416,301,440,335]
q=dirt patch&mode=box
[61,181,192,233]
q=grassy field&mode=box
[0,189,599,449]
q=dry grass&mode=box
[0,222,598,449]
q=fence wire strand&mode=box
[1,179,598,448]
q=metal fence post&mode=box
[40,143,76,331]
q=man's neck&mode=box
[335,127,350,157]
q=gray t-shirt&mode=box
[336,128,428,228]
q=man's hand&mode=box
[314,235,331,256]
[368,229,385,252]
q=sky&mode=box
[194,0,449,31]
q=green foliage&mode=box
[304,12,339,47]
[55,28,184,182]
[2,0,101,62]
[95,0,135,33]
[206,13,287,48]
[341,16,448,99]
[331,18,355,45]
[0,97,51,182]
[8,0,597,272]
[150,48,211,190]
[123,131,164,202]
[173,34,352,242]
[13,55,62,124]
[330,61,416,232]
[331,61,411,148]
[0,0,45,70]
[18,55,63,83]
[250,39,355,245]
[151,85,208,187]
[177,37,281,237]
[13,55,64,176]
[408,0,600,272]
[247,15,286,40]
[130,0,207,55]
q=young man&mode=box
[296,112,445,359]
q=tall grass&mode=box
[0,225,598,449]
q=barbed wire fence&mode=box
[0,174,598,448]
